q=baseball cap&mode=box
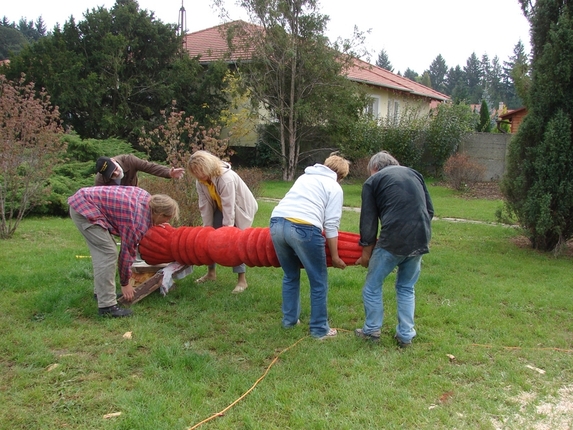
[96,156,116,179]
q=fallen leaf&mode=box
[525,364,545,374]
[446,354,456,362]
[46,363,59,372]
[103,412,122,419]
[439,391,454,403]
[123,332,132,339]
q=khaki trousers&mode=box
[70,208,118,308]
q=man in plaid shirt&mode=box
[68,186,179,317]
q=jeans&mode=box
[361,247,422,342]
[270,217,330,337]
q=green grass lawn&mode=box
[0,182,571,429]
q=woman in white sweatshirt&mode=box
[269,154,349,339]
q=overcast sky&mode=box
[3,0,531,74]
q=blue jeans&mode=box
[361,247,422,343]
[270,217,331,337]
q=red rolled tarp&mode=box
[139,225,362,268]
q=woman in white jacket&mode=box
[187,151,258,293]
[269,154,349,339]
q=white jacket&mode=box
[196,162,258,229]
[271,164,343,239]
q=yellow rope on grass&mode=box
[187,335,309,430]
[470,343,573,353]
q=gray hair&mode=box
[367,151,400,173]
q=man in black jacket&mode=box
[355,151,434,348]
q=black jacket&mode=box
[359,165,434,256]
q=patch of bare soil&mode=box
[467,181,505,200]
[491,385,573,429]
[436,181,504,200]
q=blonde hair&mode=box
[187,150,223,179]
[149,194,180,221]
[324,154,350,181]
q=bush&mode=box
[347,157,370,182]
[342,106,428,170]
[443,153,486,191]
[28,134,143,217]
[139,175,200,227]
[424,103,477,177]
[234,167,264,199]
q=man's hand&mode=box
[170,167,185,179]
[121,284,135,302]
[355,256,370,268]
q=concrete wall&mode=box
[459,133,513,181]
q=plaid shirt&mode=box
[68,186,152,285]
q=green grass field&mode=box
[0,182,572,429]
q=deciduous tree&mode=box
[219,0,367,180]
[0,74,65,238]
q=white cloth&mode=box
[160,262,194,295]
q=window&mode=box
[387,99,400,123]
[365,96,380,118]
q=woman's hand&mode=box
[332,256,346,270]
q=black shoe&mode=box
[98,304,133,317]
[394,335,412,348]
[355,328,381,342]
[94,293,123,301]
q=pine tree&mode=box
[428,54,447,94]
[375,49,394,72]
[464,52,483,103]
[445,65,468,103]
[403,68,418,81]
[477,99,491,132]
[419,71,432,88]
[501,0,573,252]
[502,40,529,108]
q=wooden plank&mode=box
[118,272,164,305]
[132,263,169,273]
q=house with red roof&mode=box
[183,21,450,146]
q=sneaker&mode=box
[355,328,381,342]
[316,328,337,340]
[394,335,412,348]
[98,304,133,317]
